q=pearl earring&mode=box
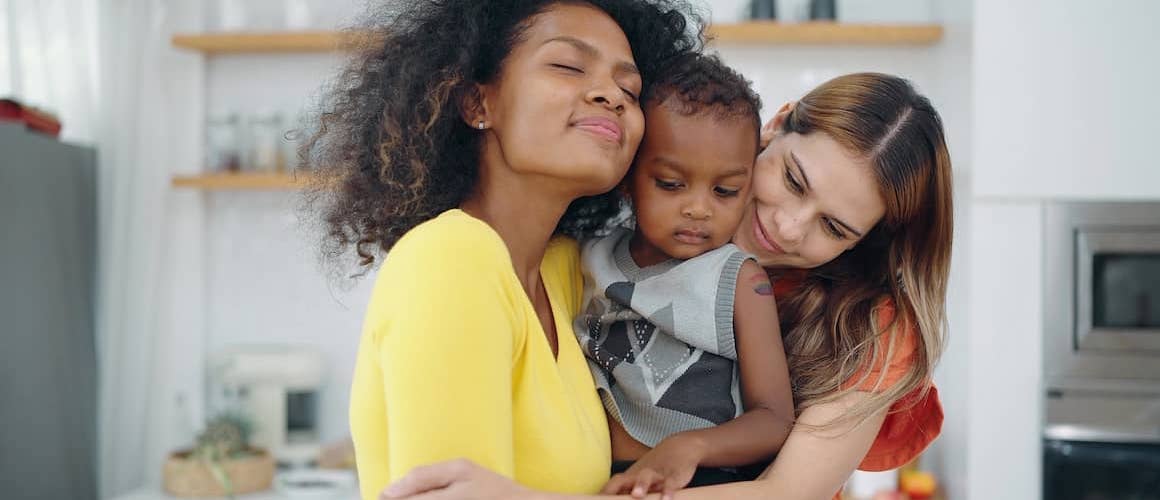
[477,121,485,130]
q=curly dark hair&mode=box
[644,52,762,140]
[301,0,705,269]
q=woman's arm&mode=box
[383,390,887,500]
[352,227,521,500]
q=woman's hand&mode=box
[380,459,532,500]
[601,433,706,500]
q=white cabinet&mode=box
[973,0,1160,199]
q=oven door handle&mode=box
[1044,438,1160,467]
[1045,424,1160,444]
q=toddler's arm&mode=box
[677,258,795,466]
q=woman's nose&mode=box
[587,79,626,114]
[774,209,805,245]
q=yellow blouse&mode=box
[349,209,611,500]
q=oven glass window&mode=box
[1044,439,1160,500]
[1093,253,1160,328]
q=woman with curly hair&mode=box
[300,1,701,499]
[379,74,952,500]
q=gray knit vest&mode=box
[574,228,754,447]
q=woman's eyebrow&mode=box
[789,151,811,190]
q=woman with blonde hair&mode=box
[381,72,952,500]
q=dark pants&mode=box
[610,459,770,487]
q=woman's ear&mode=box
[760,101,796,148]
[460,83,491,130]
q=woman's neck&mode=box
[460,171,574,295]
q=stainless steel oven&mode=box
[1044,202,1160,385]
[1044,202,1160,499]
[1044,386,1160,499]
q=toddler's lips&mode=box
[674,228,710,245]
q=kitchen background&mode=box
[1,0,1157,499]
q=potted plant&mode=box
[163,412,275,498]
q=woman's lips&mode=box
[752,208,786,255]
[573,116,622,143]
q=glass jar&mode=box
[206,113,242,173]
[247,112,285,173]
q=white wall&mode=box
[201,49,371,445]
[973,0,1160,199]
[164,0,374,457]
[963,201,1043,500]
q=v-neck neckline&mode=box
[534,264,564,362]
[450,209,568,364]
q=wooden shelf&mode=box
[171,172,311,190]
[171,31,359,54]
[172,23,943,54]
[708,22,943,45]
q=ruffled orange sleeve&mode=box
[841,302,943,472]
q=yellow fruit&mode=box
[899,470,937,499]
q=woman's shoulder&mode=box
[386,209,511,270]
[364,210,525,340]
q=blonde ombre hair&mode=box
[775,73,952,426]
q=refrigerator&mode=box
[0,122,98,500]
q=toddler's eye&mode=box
[714,186,741,197]
[655,179,682,191]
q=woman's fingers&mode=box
[630,468,660,498]
[661,475,685,500]
[601,473,630,495]
[381,459,473,499]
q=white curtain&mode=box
[94,0,206,498]
[0,0,100,142]
[2,0,206,497]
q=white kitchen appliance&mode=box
[210,345,325,466]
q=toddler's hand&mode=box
[601,433,705,500]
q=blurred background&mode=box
[1,1,1157,500]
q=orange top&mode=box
[772,273,943,476]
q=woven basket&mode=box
[163,448,275,497]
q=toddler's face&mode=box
[626,101,758,263]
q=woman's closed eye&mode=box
[822,218,847,239]
[550,63,584,73]
[784,165,804,194]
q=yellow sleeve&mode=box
[351,217,523,500]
